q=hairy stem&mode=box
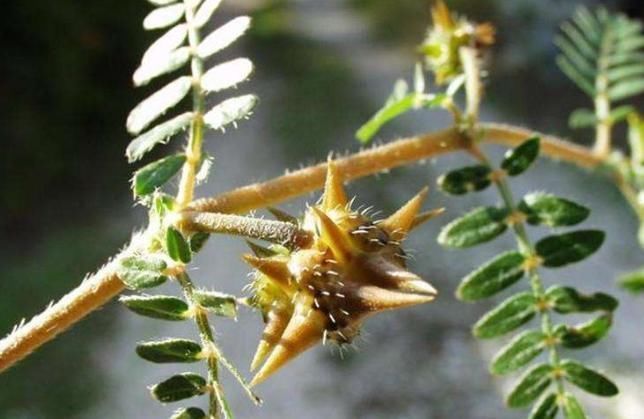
[179,211,313,249]
[176,272,222,419]
[481,123,604,169]
[176,0,206,208]
[0,237,144,373]
[190,128,468,213]
[460,47,482,121]
[0,123,622,374]
[174,3,223,416]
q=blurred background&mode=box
[1,0,643,418]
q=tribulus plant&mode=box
[1,1,643,418]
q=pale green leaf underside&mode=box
[142,24,188,64]
[194,0,222,28]
[198,16,252,59]
[201,58,253,93]
[143,4,185,30]
[204,94,258,131]
[127,112,193,162]
[557,7,644,101]
[134,47,190,86]
[127,76,192,135]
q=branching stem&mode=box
[0,123,629,375]
[174,2,223,416]
[473,146,565,393]
[0,236,145,373]
[460,46,565,394]
[176,272,222,418]
[189,128,469,213]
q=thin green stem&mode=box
[177,272,222,419]
[460,47,566,394]
[471,143,566,393]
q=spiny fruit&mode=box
[244,161,442,386]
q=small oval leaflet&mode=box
[491,329,546,375]
[545,286,617,313]
[438,206,509,248]
[437,165,492,195]
[528,392,558,419]
[142,24,188,65]
[118,255,168,290]
[151,373,207,402]
[501,136,540,176]
[143,4,185,30]
[560,359,619,396]
[557,314,613,348]
[126,112,193,162]
[568,108,596,129]
[473,292,536,339]
[134,47,190,86]
[120,295,190,321]
[189,232,210,253]
[456,250,526,301]
[201,58,254,93]
[136,338,203,363]
[562,392,587,419]
[535,230,605,268]
[609,79,644,101]
[127,76,192,135]
[204,95,258,131]
[166,226,193,264]
[193,290,237,318]
[518,192,590,227]
[506,363,552,408]
[133,154,186,196]
[171,407,207,419]
[198,16,251,59]
[194,0,223,28]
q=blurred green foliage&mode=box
[250,1,371,161]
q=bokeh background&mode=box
[1,0,643,418]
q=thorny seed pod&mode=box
[244,161,443,386]
[419,0,495,84]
